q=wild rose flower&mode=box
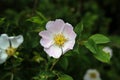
[0,34,23,64]
[84,69,101,80]
[102,46,113,58]
[0,49,8,64]
[39,19,76,58]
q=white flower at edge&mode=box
[84,69,101,80]
[39,19,76,58]
[0,49,8,64]
[0,34,23,64]
[102,46,113,58]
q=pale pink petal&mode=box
[40,38,54,48]
[62,40,75,54]
[39,31,54,48]
[39,30,53,39]
[46,21,54,29]
[63,23,76,40]
[44,45,62,58]
[46,19,65,33]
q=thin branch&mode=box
[10,73,14,80]
[32,0,38,15]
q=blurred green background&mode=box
[0,0,120,80]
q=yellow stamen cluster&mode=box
[6,47,16,56]
[90,73,97,78]
[54,34,67,47]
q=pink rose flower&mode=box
[39,19,76,58]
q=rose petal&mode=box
[39,31,54,48]
[62,40,75,54]
[63,23,76,40]
[1,34,9,37]
[44,45,62,58]
[0,34,9,49]
[40,38,54,48]
[46,19,65,33]
[10,35,24,48]
[39,30,53,39]
[46,21,54,29]
[0,49,8,64]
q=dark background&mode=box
[0,0,120,35]
[0,0,120,80]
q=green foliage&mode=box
[57,74,73,80]
[27,11,47,25]
[27,16,44,24]
[84,34,111,63]
[90,34,110,44]
[93,47,110,63]
[58,57,68,70]
[0,18,5,25]
[75,21,83,38]
[84,39,99,54]
[33,71,55,80]
[0,0,120,80]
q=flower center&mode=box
[54,33,67,47]
[6,47,16,56]
[90,73,97,78]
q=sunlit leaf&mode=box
[75,21,83,38]
[90,34,110,44]
[57,74,73,80]
[94,47,111,63]
[84,39,111,63]
[27,16,44,24]
[0,18,5,25]
[84,39,98,54]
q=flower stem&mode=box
[32,0,38,15]
[10,73,14,80]
[50,59,59,71]
[50,48,63,71]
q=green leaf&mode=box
[33,71,55,80]
[32,52,45,63]
[94,47,111,63]
[27,12,47,24]
[59,57,68,70]
[57,74,73,80]
[36,11,47,21]
[74,21,83,38]
[27,16,44,24]
[0,18,5,25]
[90,34,110,44]
[84,39,111,63]
[84,39,98,54]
